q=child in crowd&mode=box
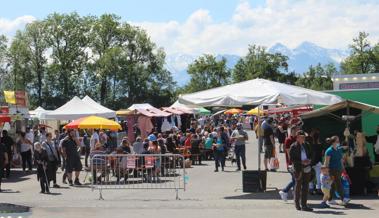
[320,165,333,208]
[34,142,50,194]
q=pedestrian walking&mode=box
[1,130,14,178]
[42,132,60,188]
[231,123,248,171]
[61,129,83,186]
[34,142,50,194]
[289,130,313,211]
[0,139,9,192]
[213,128,227,172]
[324,136,350,206]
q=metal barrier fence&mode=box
[89,154,186,200]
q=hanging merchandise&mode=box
[176,115,182,129]
[161,118,172,132]
[138,116,154,139]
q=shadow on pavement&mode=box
[224,190,280,200]
[0,189,20,193]
[2,169,33,183]
[311,210,346,215]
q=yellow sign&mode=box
[4,91,16,104]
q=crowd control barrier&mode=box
[89,153,187,200]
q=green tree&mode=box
[44,12,93,102]
[185,54,230,93]
[0,35,9,89]
[341,32,374,74]
[232,45,288,82]
[7,31,32,91]
[24,21,48,106]
[89,14,121,105]
[296,63,336,91]
[372,43,379,72]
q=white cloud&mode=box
[136,0,379,55]
[0,16,36,36]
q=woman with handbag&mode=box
[42,132,60,188]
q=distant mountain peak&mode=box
[165,41,349,85]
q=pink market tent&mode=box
[161,107,185,115]
[128,103,171,117]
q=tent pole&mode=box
[258,105,261,171]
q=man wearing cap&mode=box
[289,130,313,211]
[231,123,248,171]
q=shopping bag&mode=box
[11,153,21,167]
[270,157,280,170]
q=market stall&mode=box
[301,100,379,195]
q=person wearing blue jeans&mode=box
[231,123,248,171]
[213,128,227,172]
[280,169,296,201]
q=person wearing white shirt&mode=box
[89,129,100,152]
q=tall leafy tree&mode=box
[185,54,230,93]
[44,12,93,102]
[232,45,288,82]
[89,14,121,105]
[341,32,374,74]
[7,31,32,91]
[24,21,48,106]
[0,35,9,90]
[296,63,336,91]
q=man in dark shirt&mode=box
[1,130,14,178]
[263,118,275,171]
[289,130,313,211]
[62,129,82,186]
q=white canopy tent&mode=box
[29,106,53,120]
[82,95,116,118]
[178,78,343,107]
[45,96,116,120]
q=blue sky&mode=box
[0,0,378,55]
[0,0,264,22]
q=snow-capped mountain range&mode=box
[165,41,350,86]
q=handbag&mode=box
[270,157,280,170]
[12,153,21,167]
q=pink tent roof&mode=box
[128,104,171,117]
[161,107,185,115]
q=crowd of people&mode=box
[257,114,353,211]
[1,113,378,211]
[0,114,250,193]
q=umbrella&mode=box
[247,108,265,116]
[224,108,243,115]
[64,115,122,130]
[196,107,211,115]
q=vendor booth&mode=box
[301,100,379,195]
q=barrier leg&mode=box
[176,189,180,200]
[99,189,104,200]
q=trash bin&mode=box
[242,170,267,192]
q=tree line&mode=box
[0,12,378,109]
[0,13,176,109]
